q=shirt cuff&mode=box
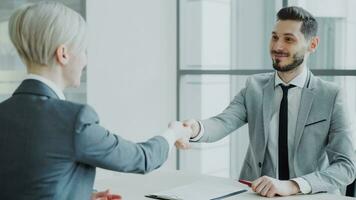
[160,129,176,155]
[190,121,204,142]
[291,177,312,194]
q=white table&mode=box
[94,169,355,200]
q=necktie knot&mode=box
[279,84,295,95]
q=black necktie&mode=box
[278,84,295,180]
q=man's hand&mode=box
[172,119,199,149]
[168,121,192,149]
[251,176,300,198]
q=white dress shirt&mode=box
[271,67,311,193]
[192,67,311,193]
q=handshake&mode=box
[168,119,201,150]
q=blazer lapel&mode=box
[262,75,275,148]
[293,72,315,155]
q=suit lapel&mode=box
[293,72,315,155]
[262,75,275,148]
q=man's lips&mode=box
[274,55,287,59]
[271,50,289,59]
[273,53,289,60]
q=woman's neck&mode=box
[27,64,66,90]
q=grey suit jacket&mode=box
[198,71,356,194]
[0,80,169,200]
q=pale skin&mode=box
[27,44,86,90]
[91,190,122,200]
[175,20,320,197]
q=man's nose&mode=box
[272,40,284,51]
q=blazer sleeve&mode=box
[73,105,169,174]
[199,78,249,143]
[302,89,356,193]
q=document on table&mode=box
[145,179,248,200]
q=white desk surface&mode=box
[94,169,355,200]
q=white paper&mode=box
[149,179,248,200]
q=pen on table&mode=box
[145,194,182,200]
[238,179,252,187]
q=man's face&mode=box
[269,20,309,72]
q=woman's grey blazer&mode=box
[0,79,169,200]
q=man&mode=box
[0,2,191,200]
[176,6,356,197]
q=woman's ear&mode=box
[55,44,69,66]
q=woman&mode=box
[0,1,191,199]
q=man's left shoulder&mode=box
[311,76,340,95]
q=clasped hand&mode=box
[169,119,200,149]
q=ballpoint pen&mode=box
[238,179,252,187]
[145,194,182,200]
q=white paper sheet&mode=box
[147,179,248,200]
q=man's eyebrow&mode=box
[272,32,296,36]
[283,33,297,37]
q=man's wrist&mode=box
[291,178,312,194]
[288,180,300,194]
[191,120,201,138]
[190,121,204,141]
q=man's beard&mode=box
[272,52,304,72]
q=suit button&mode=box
[258,162,262,168]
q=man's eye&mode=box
[272,36,278,40]
[285,37,293,42]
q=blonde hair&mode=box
[8,1,87,67]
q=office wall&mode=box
[179,0,231,177]
[86,0,177,169]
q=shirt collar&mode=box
[24,74,66,100]
[274,66,308,88]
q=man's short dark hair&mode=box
[277,6,318,40]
